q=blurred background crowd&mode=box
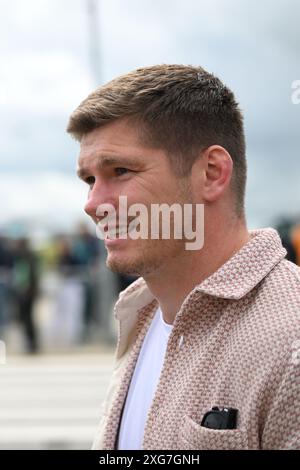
[0,223,136,354]
[0,217,299,355]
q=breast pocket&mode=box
[178,415,249,450]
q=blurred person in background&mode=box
[275,217,297,264]
[0,236,14,336]
[51,235,84,346]
[72,223,102,341]
[291,222,300,266]
[12,237,39,353]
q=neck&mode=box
[144,216,250,325]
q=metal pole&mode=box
[87,0,102,85]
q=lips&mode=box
[106,226,128,238]
[97,217,140,239]
[101,225,135,239]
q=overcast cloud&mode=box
[0,0,299,234]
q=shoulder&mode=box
[241,258,300,362]
[259,258,300,307]
[278,258,300,284]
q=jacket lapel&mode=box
[101,298,158,449]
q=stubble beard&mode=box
[106,237,186,278]
[106,178,193,277]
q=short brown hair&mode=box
[67,64,247,215]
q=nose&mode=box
[84,179,116,222]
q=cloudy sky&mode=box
[0,0,299,236]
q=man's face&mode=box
[77,118,195,277]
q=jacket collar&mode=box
[195,227,286,299]
[114,227,286,321]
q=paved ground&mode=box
[0,349,114,449]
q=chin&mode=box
[106,253,141,276]
[106,249,162,277]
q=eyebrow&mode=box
[77,155,143,179]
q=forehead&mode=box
[77,120,167,169]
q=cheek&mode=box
[120,182,154,206]
[122,171,189,208]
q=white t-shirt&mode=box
[117,307,173,450]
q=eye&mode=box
[114,167,129,176]
[84,176,95,187]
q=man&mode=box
[67,64,300,450]
[12,238,39,353]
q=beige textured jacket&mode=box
[92,228,300,450]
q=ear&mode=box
[198,145,233,203]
